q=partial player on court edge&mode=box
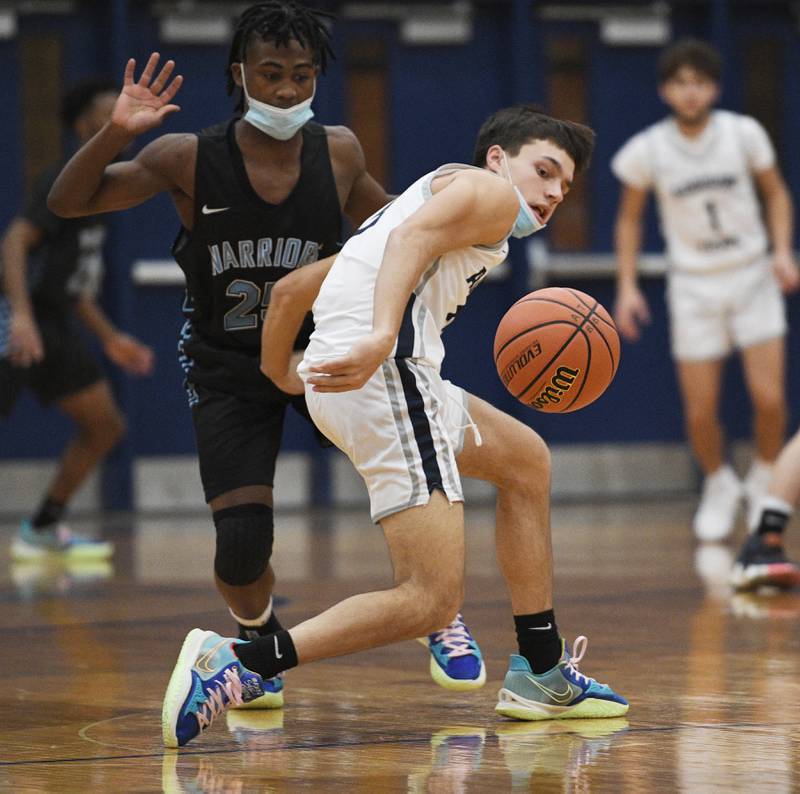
[730,425,800,592]
[161,104,628,748]
[611,38,798,543]
[1,78,154,561]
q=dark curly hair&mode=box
[227,1,335,111]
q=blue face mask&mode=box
[502,151,546,238]
[239,67,315,140]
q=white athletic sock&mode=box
[230,597,273,628]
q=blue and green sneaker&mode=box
[11,520,113,561]
[162,629,270,748]
[419,613,486,691]
[496,636,628,721]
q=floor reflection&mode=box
[496,718,629,791]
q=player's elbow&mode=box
[47,190,82,218]
[269,276,299,312]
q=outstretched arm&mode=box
[48,52,187,218]
[307,170,518,392]
[260,255,338,394]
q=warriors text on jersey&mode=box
[611,110,775,273]
[302,164,510,374]
[173,119,341,395]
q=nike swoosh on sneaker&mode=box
[201,204,230,215]
[196,638,231,674]
[524,674,574,704]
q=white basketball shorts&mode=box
[666,257,786,361]
[304,358,468,523]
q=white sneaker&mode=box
[692,465,742,541]
[743,459,773,530]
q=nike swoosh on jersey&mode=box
[201,204,230,215]
[524,674,575,704]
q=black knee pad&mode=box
[213,503,274,586]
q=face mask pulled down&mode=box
[239,67,315,140]
[502,151,547,239]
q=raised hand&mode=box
[110,52,183,136]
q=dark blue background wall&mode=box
[2,1,800,497]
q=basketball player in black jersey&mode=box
[49,2,486,704]
[2,79,152,562]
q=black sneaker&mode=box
[730,533,800,592]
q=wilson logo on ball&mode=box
[531,366,580,408]
[493,287,620,413]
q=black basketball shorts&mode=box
[0,313,102,417]
[190,382,319,503]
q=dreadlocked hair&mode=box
[227,1,335,110]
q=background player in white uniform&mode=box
[612,38,798,542]
[162,106,628,748]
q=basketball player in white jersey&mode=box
[161,106,628,748]
[612,38,798,543]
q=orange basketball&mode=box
[493,287,620,413]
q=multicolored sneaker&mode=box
[10,520,113,561]
[730,533,800,592]
[418,613,486,691]
[230,673,284,710]
[496,636,628,721]
[162,629,269,748]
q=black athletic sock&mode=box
[31,497,66,530]
[237,609,284,641]
[756,508,790,538]
[234,629,298,679]
[515,609,562,674]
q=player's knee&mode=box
[84,410,126,453]
[213,504,274,586]
[105,411,127,445]
[412,580,464,635]
[751,387,785,418]
[419,593,464,636]
[505,428,550,490]
[683,399,715,428]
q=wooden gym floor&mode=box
[1,498,799,792]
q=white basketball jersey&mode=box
[302,164,510,372]
[611,110,775,273]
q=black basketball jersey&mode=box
[173,119,341,396]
